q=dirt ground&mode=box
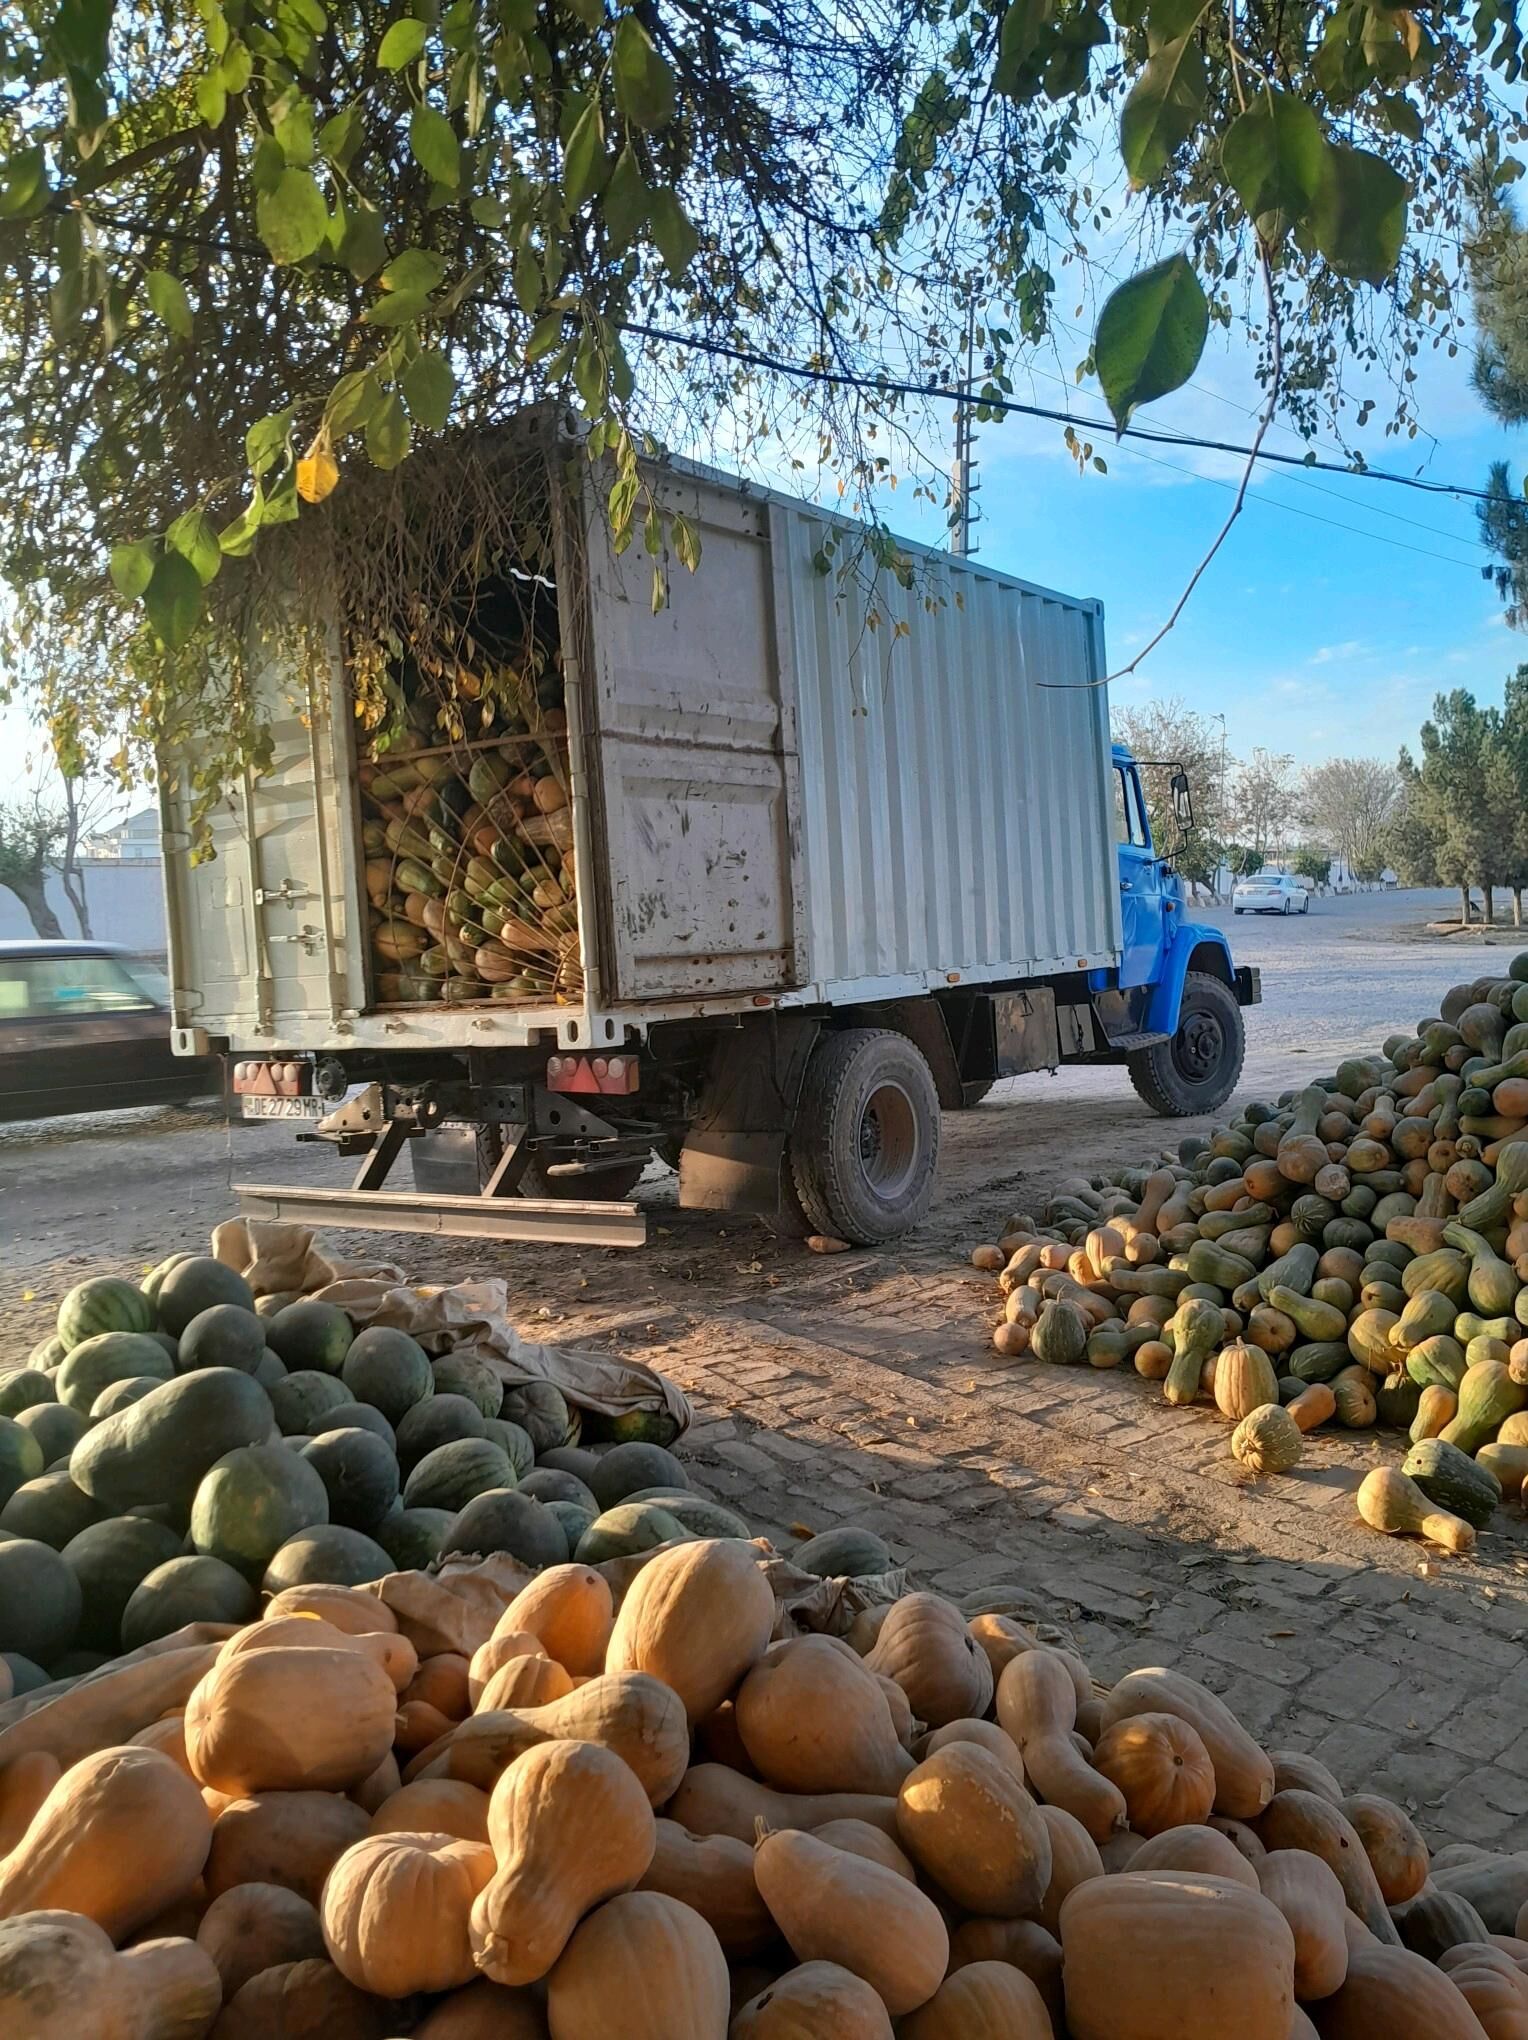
[6,887,1528,1844]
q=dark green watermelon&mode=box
[120,1553,259,1650]
[374,1507,453,1569]
[429,1352,501,1419]
[16,1402,87,1467]
[261,1525,394,1592]
[311,1402,396,1448]
[590,1442,691,1510]
[440,1489,568,1568]
[70,1368,275,1513]
[57,1276,155,1351]
[141,1253,192,1306]
[0,1371,54,1419]
[395,1394,486,1470]
[178,1305,267,1375]
[581,1406,682,1448]
[402,1438,514,1514]
[340,1327,433,1423]
[63,1515,184,1649]
[299,1428,399,1532]
[0,1652,49,1696]
[92,1377,163,1420]
[0,1470,100,1549]
[519,1468,598,1510]
[0,1418,45,1510]
[190,1443,331,1577]
[0,1538,83,1663]
[270,1370,352,1436]
[545,1499,597,1550]
[56,1332,176,1414]
[481,1419,534,1482]
[499,1381,577,1453]
[265,1300,354,1375]
[156,1258,256,1337]
[791,1527,893,1578]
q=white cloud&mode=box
[1309,640,1367,665]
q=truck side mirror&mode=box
[1171,770,1194,833]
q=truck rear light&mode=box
[547,1054,639,1096]
[231,1059,309,1097]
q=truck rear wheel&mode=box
[1127,971,1245,1117]
[789,1029,940,1244]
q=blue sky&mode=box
[878,315,1517,771]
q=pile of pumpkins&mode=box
[3,1536,1528,2036]
[971,955,1528,1554]
[0,1249,698,1689]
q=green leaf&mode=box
[325,369,383,439]
[273,94,315,166]
[512,246,542,314]
[378,17,430,67]
[995,0,1053,89]
[525,312,565,361]
[366,390,412,469]
[245,407,294,477]
[195,73,227,128]
[1119,34,1205,189]
[382,247,448,295]
[145,269,193,339]
[402,348,456,429]
[647,188,699,277]
[672,511,702,573]
[1094,252,1208,430]
[218,489,266,558]
[1221,89,1327,240]
[219,41,253,93]
[1381,93,1423,142]
[252,134,286,195]
[109,541,155,598]
[318,103,361,169]
[167,507,221,585]
[613,18,676,129]
[336,199,388,280]
[362,290,429,327]
[144,550,203,649]
[604,145,650,252]
[0,147,49,221]
[1142,0,1209,45]
[409,104,461,189]
[255,167,329,264]
[470,193,507,226]
[1309,142,1408,285]
[563,101,604,207]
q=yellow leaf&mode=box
[296,450,340,503]
[1398,9,1421,56]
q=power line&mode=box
[620,319,1507,511]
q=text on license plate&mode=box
[240,1095,326,1120]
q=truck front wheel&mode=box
[1127,971,1245,1117]
[789,1029,940,1244]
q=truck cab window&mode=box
[1114,766,1149,849]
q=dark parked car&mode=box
[0,940,215,1123]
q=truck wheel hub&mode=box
[858,1082,918,1196]
[1175,1011,1222,1082]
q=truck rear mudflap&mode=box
[1235,966,1263,1007]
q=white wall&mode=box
[0,859,169,955]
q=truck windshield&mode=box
[1113,766,1150,849]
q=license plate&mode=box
[239,1094,326,1120]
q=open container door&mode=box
[575,460,803,1004]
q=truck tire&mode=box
[1127,971,1245,1118]
[521,1149,649,1201]
[953,1079,996,1110]
[789,1029,940,1244]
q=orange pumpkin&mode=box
[368,1778,490,1843]
[735,1637,914,1797]
[894,1740,1051,1917]
[665,1764,899,1845]
[1035,1804,1104,1935]
[1101,1667,1274,1819]
[1342,1792,1429,1905]
[475,1655,576,1714]
[865,1594,994,1728]
[753,1825,948,2017]
[185,1645,397,1796]
[322,1830,495,1997]
[947,1917,1063,2027]
[545,1891,729,2038]
[1317,1940,1491,2037]
[204,1790,371,1905]
[412,1977,551,2036]
[898,1960,1053,2039]
[195,1880,325,1998]
[1091,1710,1216,1836]
[638,1819,776,1957]
[1253,1849,1352,2003]
[0,1752,62,1856]
[1129,1824,1261,1889]
[604,1540,776,1725]
[0,1909,222,2040]
[495,1565,613,1678]
[730,1960,893,2038]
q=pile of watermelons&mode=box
[0,1254,725,1695]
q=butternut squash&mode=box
[412,1978,551,2037]
[475,1654,576,1713]
[1316,1939,1491,2037]
[322,1830,495,1997]
[358,1752,406,1822]
[1255,1847,1349,2000]
[0,1750,61,1856]
[194,1881,325,1998]
[185,1644,397,1796]
[406,1670,690,1806]
[947,1916,1064,2026]
[265,1583,399,1634]
[218,1616,417,1692]
[893,1740,1052,1916]
[470,1738,656,1986]
[1091,1709,1215,1835]
[1271,1748,1344,1801]
[898,1960,1054,2039]
[665,1763,900,1843]
[1129,1822,1260,1888]
[753,1825,948,2017]
[604,1538,775,1725]
[204,1789,371,1905]
[0,1909,222,2040]
[1036,1801,1104,1935]
[1342,1791,1429,1904]
[0,1745,211,1943]
[637,1819,775,1957]
[735,1635,914,1796]
[1058,1870,1297,2040]
[995,1647,1126,1841]
[811,1816,918,1880]
[865,1593,993,1728]
[368,1777,490,1842]
[467,1631,549,1704]
[1257,1788,1401,1943]
[1100,1665,1274,1818]
[729,1959,894,2039]
[967,1611,1035,1680]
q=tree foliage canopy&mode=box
[0,0,1521,801]
[1396,677,1528,918]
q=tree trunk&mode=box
[2,876,65,939]
[59,868,92,939]
[58,777,93,938]
[1461,884,1472,926]
[1484,884,1496,927]
[1515,888,1523,929]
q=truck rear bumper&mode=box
[1235,966,1262,1008]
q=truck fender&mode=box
[1146,923,1237,1037]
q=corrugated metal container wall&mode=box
[777,509,1118,996]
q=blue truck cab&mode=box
[1093,743,1260,1115]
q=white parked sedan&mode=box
[1233,870,1310,915]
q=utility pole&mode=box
[951,305,981,558]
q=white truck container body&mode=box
[160,413,1118,1055]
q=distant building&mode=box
[84,807,161,860]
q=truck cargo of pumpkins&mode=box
[974,955,1528,1552]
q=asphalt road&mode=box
[0,885,1521,1350]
